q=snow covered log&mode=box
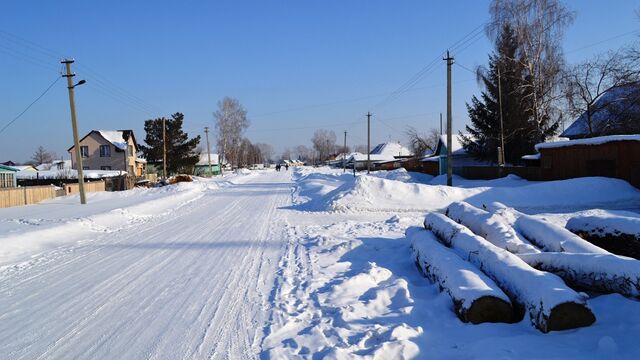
[515,214,610,254]
[519,252,640,298]
[445,201,540,254]
[407,226,514,324]
[566,215,640,259]
[424,213,596,333]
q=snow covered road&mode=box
[0,171,292,359]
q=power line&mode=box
[0,76,62,135]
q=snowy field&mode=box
[1,167,640,359]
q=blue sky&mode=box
[0,0,638,162]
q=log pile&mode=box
[567,215,640,259]
[423,213,595,333]
[407,226,514,324]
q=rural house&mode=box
[68,130,146,176]
[420,135,490,176]
[194,152,221,176]
[0,165,18,188]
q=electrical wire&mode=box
[0,76,62,135]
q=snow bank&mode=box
[325,175,640,213]
[0,181,209,268]
[519,253,640,298]
[424,212,595,332]
[369,168,433,184]
[516,214,610,254]
[408,226,513,324]
[445,201,539,254]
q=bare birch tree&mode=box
[311,129,337,162]
[563,49,640,136]
[214,97,250,168]
[31,146,56,165]
[488,0,575,142]
[405,126,440,157]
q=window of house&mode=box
[100,145,111,157]
[101,166,112,170]
[82,166,89,170]
[80,146,89,158]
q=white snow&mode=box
[2,166,640,358]
[98,130,128,150]
[516,214,610,254]
[535,134,640,151]
[567,213,640,238]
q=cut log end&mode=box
[464,296,514,324]
[546,302,596,332]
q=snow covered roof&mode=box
[98,130,128,150]
[535,134,640,151]
[196,153,220,166]
[521,153,540,160]
[0,165,18,172]
[369,142,412,157]
[561,82,640,139]
[12,165,38,171]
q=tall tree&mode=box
[462,24,535,164]
[255,143,274,163]
[214,97,250,168]
[140,112,200,175]
[31,146,56,165]
[488,0,574,143]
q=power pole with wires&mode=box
[204,126,212,176]
[367,112,371,174]
[343,130,347,173]
[62,59,87,204]
[162,117,167,179]
[497,67,506,167]
[444,50,454,187]
[440,112,443,135]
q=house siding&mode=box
[69,132,140,175]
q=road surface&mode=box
[0,171,292,359]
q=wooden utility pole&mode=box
[440,112,443,135]
[62,59,87,204]
[204,127,212,176]
[367,112,371,174]
[497,67,506,166]
[343,130,347,173]
[162,117,167,179]
[444,51,454,187]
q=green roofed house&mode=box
[194,152,221,176]
[0,165,18,188]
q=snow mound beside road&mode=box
[321,175,640,213]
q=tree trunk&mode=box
[408,227,514,324]
[519,252,640,298]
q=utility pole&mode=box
[62,59,87,204]
[497,67,506,167]
[204,127,212,176]
[440,112,443,135]
[162,117,167,179]
[367,112,371,174]
[444,50,454,187]
[343,130,347,173]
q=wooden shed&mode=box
[536,135,640,188]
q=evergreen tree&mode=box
[462,24,544,164]
[140,112,200,175]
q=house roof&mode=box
[196,152,220,166]
[535,134,640,151]
[420,134,467,161]
[0,165,19,172]
[68,130,138,152]
[561,82,640,139]
[369,142,412,157]
[12,165,38,171]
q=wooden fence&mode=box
[64,180,105,195]
[0,185,57,208]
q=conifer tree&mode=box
[140,112,200,175]
[462,25,543,164]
